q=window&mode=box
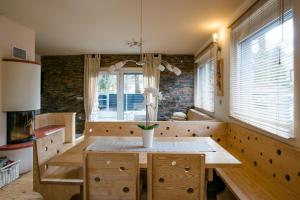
[96,73,118,120]
[92,69,145,121]
[195,57,215,112]
[230,0,294,138]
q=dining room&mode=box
[0,0,300,199]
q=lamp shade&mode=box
[2,59,41,111]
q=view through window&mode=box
[230,9,294,138]
[92,70,145,121]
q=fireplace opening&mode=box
[7,111,36,144]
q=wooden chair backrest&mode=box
[83,152,140,200]
[85,121,227,146]
[147,153,205,200]
[33,131,64,179]
[227,123,300,196]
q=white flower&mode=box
[143,87,164,103]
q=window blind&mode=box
[230,0,294,138]
[195,51,215,112]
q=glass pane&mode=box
[123,73,145,121]
[230,10,294,138]
[94,74,117,121]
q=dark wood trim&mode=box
[195,42,215,61]
[2,58,40,65]
[228,0,267,29]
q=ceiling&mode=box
[0,0,247,55]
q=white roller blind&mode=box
[230,0,294,138]
[195,53,215,112]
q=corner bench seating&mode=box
[33,129,82,200]
[35,112,76,143]
[187,109,214,121]
[216,123,300,200]
[85,121,300,200]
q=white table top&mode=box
[48,136,241,168]
[86,137,215,152]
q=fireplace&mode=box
[7,111,36,144]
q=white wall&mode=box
[0,16,35,145]
[208,0,300,148]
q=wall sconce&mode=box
[212,33,218,43]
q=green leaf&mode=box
[137,123,159,130]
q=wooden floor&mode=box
[0,171,42,200]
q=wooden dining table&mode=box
[47,136,241,169]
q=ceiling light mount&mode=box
[108,0,181,76]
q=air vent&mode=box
[12,46,27,60]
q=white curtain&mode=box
[143,54,161,120]
[84,54,100,121]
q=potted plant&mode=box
[138,87,163,148]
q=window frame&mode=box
[96,67,144,121]
[195,57,215,113]
[229,9,294,139]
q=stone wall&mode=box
[158,55,194,120]
[41,54,194,134]
[41,55,85,134]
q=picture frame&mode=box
[217,58,224,96]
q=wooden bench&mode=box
[84,121,300,199]
[85,121,228,147]
[216,123,300,200]
[35,112,76,143]
[187,109,214,121]
[33,130,82,200]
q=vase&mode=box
[142,129,154,148]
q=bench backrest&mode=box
[227,123,300,196]
[85,121,227,146]
[187,109,213,121]
[83,152,140,200]
[35,112,76,143]
[147,153,205,200]
[33,131,64,180]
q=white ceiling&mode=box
[0,0,247,55]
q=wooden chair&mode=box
[83,152,140,200]
[147,153,206,200]
[33,131,82,200]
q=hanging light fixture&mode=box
[108,0,181,76]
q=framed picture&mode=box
[217,59,224,96]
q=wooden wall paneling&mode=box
[52,113,76,143]
[186,109,213,121]
[147,153,205,200]
[85,121,228,147]
[226,123,300,196]
[35,113,49,129]
[35,113,76,143]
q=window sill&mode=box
[194,107,215,117]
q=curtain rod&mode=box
[195,42,215,61]
[228,0,268,29]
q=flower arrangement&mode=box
[137,87,163,130]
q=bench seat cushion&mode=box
[216,163,299,200]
